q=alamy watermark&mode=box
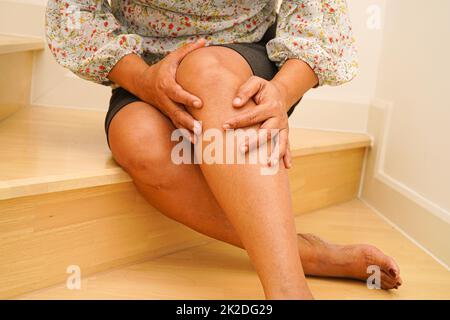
[366,265,381,290]
[366,4,383,30]
[66,264,81,290]
[61,0,103,31]
[170,125,281,176]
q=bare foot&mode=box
[298,234,402,290]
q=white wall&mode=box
[363,0,450,266]
[375,0,450,212]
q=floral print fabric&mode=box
[45,0,358,86]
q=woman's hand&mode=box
[222,76,292,169]
[134,39,207,143]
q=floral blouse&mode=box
[45,0,358,86]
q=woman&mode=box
[46,0,401,299]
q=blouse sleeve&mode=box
[45,0,143,85]
[266,0,358,86]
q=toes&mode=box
[386,258,401,279]
[381,270,399,290]
[385,259,402,287]
[381,255,400,279]
[361,245,401,283]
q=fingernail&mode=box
[193,100,201,108]
[194,121,202,135]
[240,144,248,154]
[233,97,241,105]
[223,123,231,130]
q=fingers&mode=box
[238,126,290,169]
[169,38,206,63]
[165,98,202,144]
[283,139,292,169]
[167,83,202,108]
[242,127,273,155]
[223,104,273,129]
[233,76,265,107]
[230,111,290,168]
[268,129,289,167]
[164,39,205,108]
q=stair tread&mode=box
[0,34,44,55]
[0,105,370,200]
[16,200,450,300]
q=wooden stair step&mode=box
[0,105,370,200]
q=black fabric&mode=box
[105,21,300,145]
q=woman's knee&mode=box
[176,46,255,128]
[176,46,252,91]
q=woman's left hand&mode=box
[222,76,292,169]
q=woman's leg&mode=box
[174,46,315,299]
[111,112,311,299]
[109,101,401,291]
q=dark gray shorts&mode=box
[105,22,300,143]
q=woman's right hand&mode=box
[134,39,206,143]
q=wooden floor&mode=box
[17,200,450,300]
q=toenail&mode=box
[389,269,397,277]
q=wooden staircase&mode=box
[1,35,448,300]
[0,103,370,299]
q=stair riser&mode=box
[290,147,365,214]
[0,51,33,121]
[0,147,366,298]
